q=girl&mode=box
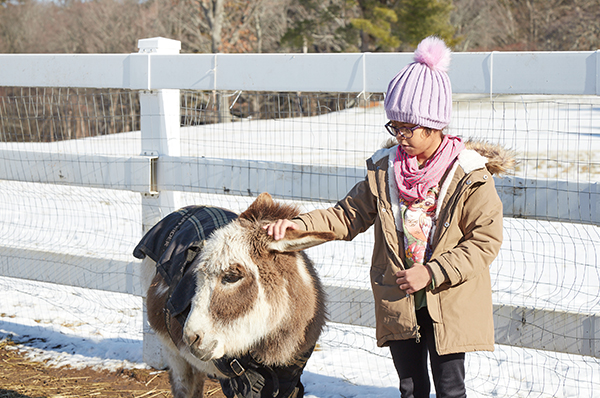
[265,36,513,398]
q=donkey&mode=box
[135,193,335,398]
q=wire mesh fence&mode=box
[0,87,139,143]
[0,88,599,397]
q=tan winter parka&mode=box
[294,140,513,356]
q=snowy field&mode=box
[1,274,598,398]
[1,96,599,397]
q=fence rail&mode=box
[2,151,598,224]
[0,38,599,95]
[1,37,599,371]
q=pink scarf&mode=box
[394,135,465,202]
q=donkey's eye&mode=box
[222,271,242,284]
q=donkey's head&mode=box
[182,193,334,366]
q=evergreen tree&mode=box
[394,0,457,48]
[282,0,359,53]
[282,0,458,52]
[350,0,400,51]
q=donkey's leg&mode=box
[190,368,207,397]
[166,352,202,398]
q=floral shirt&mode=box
[400,186,439,310]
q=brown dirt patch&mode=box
[0,340,226,398]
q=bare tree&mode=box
[512,0,600,51]
[0,0,54,53]
[451,0,600,51]
[1,0,597,55]
[197,0,225,53]
[451,0,516,51]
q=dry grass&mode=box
[0,340,225,398]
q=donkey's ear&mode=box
[240,192,274,221]
[267,229,336,253]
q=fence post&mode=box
[596,49,600,96]
[137,37,182,369]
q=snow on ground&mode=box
[1,275,599,398]
[1,97,600,397]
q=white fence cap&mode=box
[138,37,181,54]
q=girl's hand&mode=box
[263,219,299,241]
[395,264,432,294]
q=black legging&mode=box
[388,308,466,398]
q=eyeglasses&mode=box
[385,121,421,139]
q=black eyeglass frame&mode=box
[385,121,421,139]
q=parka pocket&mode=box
[371,269,410,320]
[377,294,415,333]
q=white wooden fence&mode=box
[0,37,599,367]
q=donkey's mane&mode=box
[239,194,300,224]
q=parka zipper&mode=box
[415,323,421,344]
[407,292,421,343]
[433,173,473,246]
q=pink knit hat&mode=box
[384,36,452,130]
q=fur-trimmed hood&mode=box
[464,139,515,176]
[379,137,515,176]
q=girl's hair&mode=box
[422,127,444,137]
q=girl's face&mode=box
[390,121,443,165]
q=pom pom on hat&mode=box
[384,36,453,130]
[414,36,451,72]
